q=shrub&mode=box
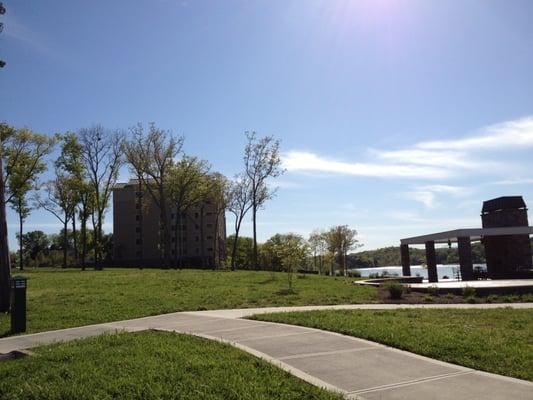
[427,284,439,296]
[462,285,476,298]
[423,295,434,303]
[383,280,404,300]
[347,270,361,278]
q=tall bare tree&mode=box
[243,132,283,269]
[79,125,123,270]
[227,173,255,271]
[123,123,183,268]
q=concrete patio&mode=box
[0,304,532,400]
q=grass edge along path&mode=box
[251,308,533,381]
[0,330,343,400]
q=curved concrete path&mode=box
[1,303,532,400]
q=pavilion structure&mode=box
[400,197,533,283]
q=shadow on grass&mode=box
[257,276,278,285]
[275,288,297,296]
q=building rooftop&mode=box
[481,196,527,214]
[400,226,533,245]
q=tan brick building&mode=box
[112,179,226,267]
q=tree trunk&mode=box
[200,204,206,268]
[62,220,68,268]
[0,149,11,312]
[18,206,23,271]
[173,209,179,269]
[212,207,220,270]
[81,215,87,271]
[231,223,241,271]
[252,203,258,270]
[96,212,103,270]
[72,213,78,267]
[159,196,171,269]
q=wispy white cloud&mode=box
[417,116,533,151]
[489,178,533,186]
[401,184,473,208]
[282,151,449,179]
[284,116,533,182]
[375,149,476,169]
[3,14,52,55]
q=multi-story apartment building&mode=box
[112,179,226,268]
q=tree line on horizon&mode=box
[0,122,284,311]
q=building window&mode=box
[207,248,213,252]
[206,223,213,228]
[135,214,141,221]
[207,235,213,240]
[195,212,199,218]
[171,213,175,219]
[195,236,199,242]
[206,212,213,216]
[195,248,200,254]
[135,203,141,209]
[182,225,187,230]
[136,239,142,245]
[135,227,141,233]
[136,250,142,257]
[195,224,199,230]
[182,237,187,242]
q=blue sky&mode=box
[1,0,533,251]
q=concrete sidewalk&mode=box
[0,304,532,400]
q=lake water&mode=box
[352,264,487,280]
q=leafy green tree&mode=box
[243,132,283,270]
[124,123,181,268]
[270,233,308,291]
[308,229,328,274]
[226,235,254,269]
[167,156,211,268]
[326,225,361,277]
[5,127,54,270]
[55,133,95,269]
[37,171,79,268]
[0,124,16,311]
[208,172,230,270]
[16,230,50,267]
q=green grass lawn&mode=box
[252,308,533,381]
[0,268,377,335]
[0,330,342,400]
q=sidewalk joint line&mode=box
[278,346,379,361]
[348,371,474,395]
